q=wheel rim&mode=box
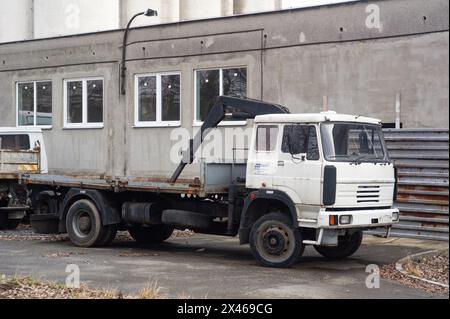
[256,222,295,264]
[72,210,93,238]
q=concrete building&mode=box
[0,0,357,42]
[0,0,448,179]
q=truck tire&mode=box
[162,210,212,230]
[66,199,112,248]
[96,225,118,247]
[128,225,174,244]
[250,213,304,268]
[314,231,363,259]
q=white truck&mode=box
[20,97,398,267]
[0,127,47,229]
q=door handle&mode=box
[278,161,285,167]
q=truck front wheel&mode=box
[314,231,363,259]
[128,225,174,244]
[250,213,304,268]
[66,199,116,247]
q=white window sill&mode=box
[193,120,248,127]
[134,122,181,128]
[63,124,104,130]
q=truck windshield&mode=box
[320,122,389,163]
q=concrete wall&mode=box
[34,0,121,38]
[0,1,356,42]
[0,0,33,42]
[121,0,177,27]
[0,0,448,179]
[234,0,281,14]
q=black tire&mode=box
[66,199,110,248]
[162,210,212,230]
[314,231,363,260]
[128,225,174,244]
[250,213,304,268]
[96,225,118,247]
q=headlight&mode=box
[339,215,353,225]
[392,212,399,222]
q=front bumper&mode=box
[317,207,399,229]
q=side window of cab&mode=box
[281,125,320,160]
[255,125,279,152]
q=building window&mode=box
[134,73,181,127]
[256,125,279,152]
[16,81,52,127]
[64,78,104,128]
[195,67,247,123]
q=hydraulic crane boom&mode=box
[169,96,290,183]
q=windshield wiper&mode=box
[352,154,378,163]
[327,155,352,159]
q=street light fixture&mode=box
[121,9,158,95]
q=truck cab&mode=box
[242,112,399,266]
[0,127,47,230]
[0,127,48,174]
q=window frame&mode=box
[255,125,280,153]
[194,66,248,127]
[134,72,182,128]
[16,80,53,129]
[63,77,105,129]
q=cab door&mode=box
[272,124,323,205]
[246,124,280,189]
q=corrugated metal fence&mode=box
[380,129,449,241]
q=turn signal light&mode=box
[329,215,338,226]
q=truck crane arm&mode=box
[170,96,290,183]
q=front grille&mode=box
[357,185,380,203]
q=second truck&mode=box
[20,96,398,268]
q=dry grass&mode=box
[0,275,164,299]
[138,281,162,299]
[403,259,422,277]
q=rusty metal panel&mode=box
[369,129,449,241]
[0,150,40,175]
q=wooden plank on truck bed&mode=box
[20,174,204,195]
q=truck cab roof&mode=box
[254,112,382,125]
[0,127,43,134]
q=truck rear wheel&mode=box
[66,199,114,247]
[96,224,118,246]
[128,225,174,244]
[250,213,304,268]
[314,231,363,259]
